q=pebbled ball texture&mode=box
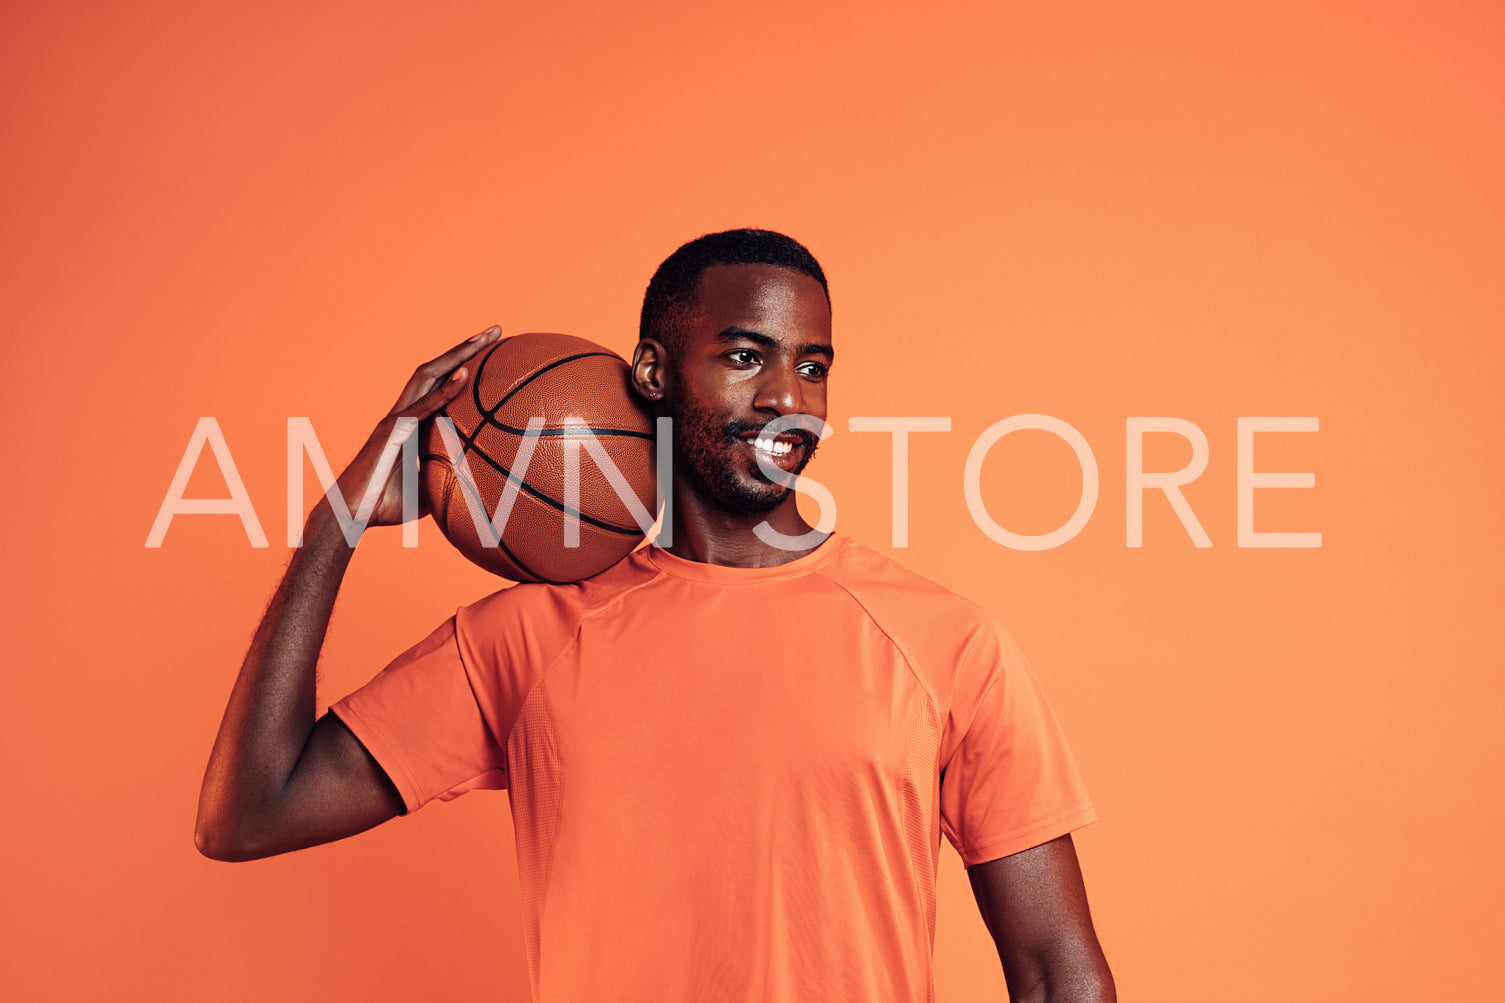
[421,332,657,583]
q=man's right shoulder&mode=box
[458,546,664,635]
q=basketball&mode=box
[420,332,658,583]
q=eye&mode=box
[726,349,760,366]
[797,361,830,380]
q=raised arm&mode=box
[968,834,1116,1003]
[194,326,502,861]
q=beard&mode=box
[666,395,820,514]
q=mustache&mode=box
[723,420,821,452]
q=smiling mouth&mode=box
[738,431,808,473]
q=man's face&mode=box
[666,263,834,514]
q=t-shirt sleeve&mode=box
[330,615,507,814]
[938,620,1096,866]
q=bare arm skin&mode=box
[194,327,502,861]
[969,834,1116,1003]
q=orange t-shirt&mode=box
[333,534,1095,1001]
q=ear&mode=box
[631,338,670,403]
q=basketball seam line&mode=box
[478,347,620,414]
[420,449,646,536]
[481,424,652,440]
[430,340,651,578]
[434,453,574,586]
[446,344,650,535]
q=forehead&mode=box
[685,263,832,345]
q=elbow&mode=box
[1010,946,1116,1003]
[1079,972,1116,1003]
[196,773,281,861]
[194,818,251,862]
[1046,956,1117,1003]
[1077,943,1116,1002]
[194,803,270,862]
[1064,965,1116,1003]
[194,829,232,863]
[194,827,229,861]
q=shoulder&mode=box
[826,542,1069,768]
[453,547,664,664]
[819,537,1027,705]
[461,546,661,617]
[820,535,1006,641]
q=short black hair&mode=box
[639,229,830,352]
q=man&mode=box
[197,229,1116,1002]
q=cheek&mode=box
[803,383,830,418]
[691,375,754,411]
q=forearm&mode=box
[195,502,354,858]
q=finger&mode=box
[403,325,500,402]
[401,364,471,422]
[391,325,501,413]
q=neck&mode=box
[662,482,825,568]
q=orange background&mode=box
[3,1,1502,1000]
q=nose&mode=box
[752,363,804,417]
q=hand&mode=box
[326,325,502,531]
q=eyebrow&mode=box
[715,325,835,361]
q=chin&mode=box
[726,488,789,514]
[681,445,814,515]
[706,472,787,514]
[725,454,819,514]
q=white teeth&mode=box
[753,438,792,457]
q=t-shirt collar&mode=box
[645,532,846,584]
